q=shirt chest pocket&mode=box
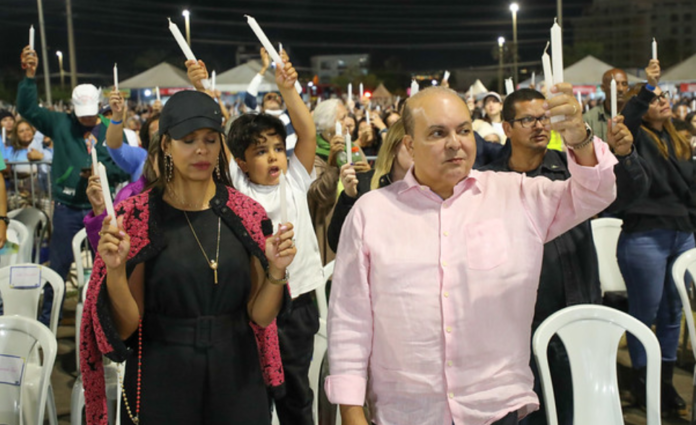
[465,218,509,270]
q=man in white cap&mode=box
[18,46,129,326]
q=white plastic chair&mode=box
[71,229,92,293]
[0,264,64,425]
[671,248,696,425]
[590,218,627,295]
[0,221,31,268]
[0,315,57,425]
[8,207,49,264]
[533,304,661,425]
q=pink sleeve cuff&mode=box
[566,137,618,192]
[324,374,367,406]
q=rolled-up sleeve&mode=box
[521,137,618,243]
[325,204,372,406]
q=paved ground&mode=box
[48,293,696,425]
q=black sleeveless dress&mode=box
[121,203,270,424]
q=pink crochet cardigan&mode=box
[79,185,287,424]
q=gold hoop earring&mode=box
[215,158,221,180]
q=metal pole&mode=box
[66,0,78,88]
[557,0,563,27]
[36,0,52,105]
[498,42,504,94]
[512,10,518,85]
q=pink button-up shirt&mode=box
[325,139,617,425]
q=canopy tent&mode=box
[216,60,278,92]
[468,79,489,98]
[371,83,393,106]
[119,62,191,89]
[661,53,696,83]
[519,55,643,87]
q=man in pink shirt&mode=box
[325,83,618,425]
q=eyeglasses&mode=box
[508,115,550,128]
[264,93,281,102]
[650,91,670,105]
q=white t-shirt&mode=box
[229,154,324,298]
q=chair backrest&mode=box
[0,264,65,336]
[318,261,334,338]
[0,226,21,269]
[72,228,93,291]
[0,315,57,425]
[0,221,31,269]
[671,248,696,361]
[8,207,49,264]
[533,304,661,425]
[590,218,626,294]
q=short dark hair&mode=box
[227,113,287,159]
[139,113,160,151]
[674,119,691,133]
[502,89,546,122]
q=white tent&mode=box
[661,53,696,83]
[216,60,278,93]
[519,55,643,87]
[119,62,191,89]
[468,79,489,98]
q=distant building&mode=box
[311,54,370,84]
[573,0,696,69]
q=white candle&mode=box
[113,63,119,91]
[335,121,342,137]
[531,72,535,87]
[551,19,564,85]
[366,106,371,126]
[443,70,450,82]
[156,86,161,101]
[410,80,419,97]
[652,38,658,61]
[245,15,302,93]
[359,83,364,99]
[610,77,617,119]
[576,91,582,106]
[279,43,283,53]
[279,171,287,224]
[169,18,196,61]
[29,26,35,50]
[98,163,116,225]
[345,133,352,165]
[347,83,352,103]
[211,70,216,92]
[692,99,696,112]
[505,78,514,95]
[91,140,98,174]
[542,42,553,94]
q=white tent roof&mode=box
[216,60,278,92]
[519,55,643,87]
[119,62,191,89]
[662,53,696,83]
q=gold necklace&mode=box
[167,185,210,209]
[184,212,221,284]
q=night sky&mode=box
[0,0,593,86]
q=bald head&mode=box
[602,68,627,86]
[402,86,468,136]
[601,68,630,110]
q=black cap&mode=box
[0,110,14,122]
[159,91,224,139]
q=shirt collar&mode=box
[399,166,481,200]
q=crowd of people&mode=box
[1,40,696,425]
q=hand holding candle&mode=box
[169,18,210,89]
[245,15,302,93]
[652,38,658,61]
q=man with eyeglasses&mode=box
[584,68,631,143]
[244,47,298,153]
[481,88,649,425]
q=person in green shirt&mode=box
[18,45,129,326]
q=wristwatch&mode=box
[565,123,594,151]
[0,216,9,225]
[266,269,289,286]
